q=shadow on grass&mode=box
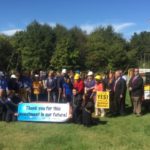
[66,117,107,127]
[125,104,133,115]
[106,102,150,118]
[92,118,107,126]
[106,104,133,118]
[142,101,150,115]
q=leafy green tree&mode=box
[9,21,150,72]
[11,21,55,71]
[86,26,128,71]
[10,31,26,71]
[68,27,87,70]
[50,38,69,70]
[0,35,14,71]
[130,32,150,68]
[51,25,87,70]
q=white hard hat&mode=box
[10,74,17,79]
[62,69,67,74]
[87,71,93,76]
[35,74,39,77]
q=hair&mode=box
[72,88,78,92]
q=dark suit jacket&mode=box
[130,75,144,97]
[114,77,126,100]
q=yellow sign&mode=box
[144,85,150,100]
[144,85,150,91]
[96,91,110,108]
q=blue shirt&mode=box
[19,76,32,88]
[0,77,8,90]
[63,83,72,96]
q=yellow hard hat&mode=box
[95,75,102,80]
[74,74,80,80]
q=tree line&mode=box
[0,21,150,72]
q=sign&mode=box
[144,91,150,100]
[96,91,110,108]
[18,103,70,122]
[139,69,150,74]
[144,85,150,100]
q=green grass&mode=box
[1,115,150,150]
[0,93,150,150]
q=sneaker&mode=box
[136,114,142,117]
[95,114,98,117]
[101,113,105,117]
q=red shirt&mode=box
[93,83,104,102]
[74,79,84,94]
[93,83,104,92]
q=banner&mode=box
[144,85,150,100]
[139,69,150,74]
[96,91,110,108]
[18,103,70,122]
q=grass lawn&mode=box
[0,94,150,150]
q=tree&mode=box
[86,26,128,71]
[130,32,150,68]
[11,21,55,71]
[0,35,14,71]
[68,27,87,70]
[9,21,150,72]
[51,25,87,70]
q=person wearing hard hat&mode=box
[73,74,84,96]
[85,71,95,98]
[6,74,22,122]
[32,74,42,101]
[92,75,105,117]
[18,71,32,102]
[7,74,19,95]
[93,75,104,91]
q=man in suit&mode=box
[46,70,58,102]
[129,68,143,116]
[113,70,126,115]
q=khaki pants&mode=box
[132,96,142,115]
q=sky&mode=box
[0,0,150,40]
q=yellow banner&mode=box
[96,91,110,109]
[144,85,150,91]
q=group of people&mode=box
[0,68,144,125]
